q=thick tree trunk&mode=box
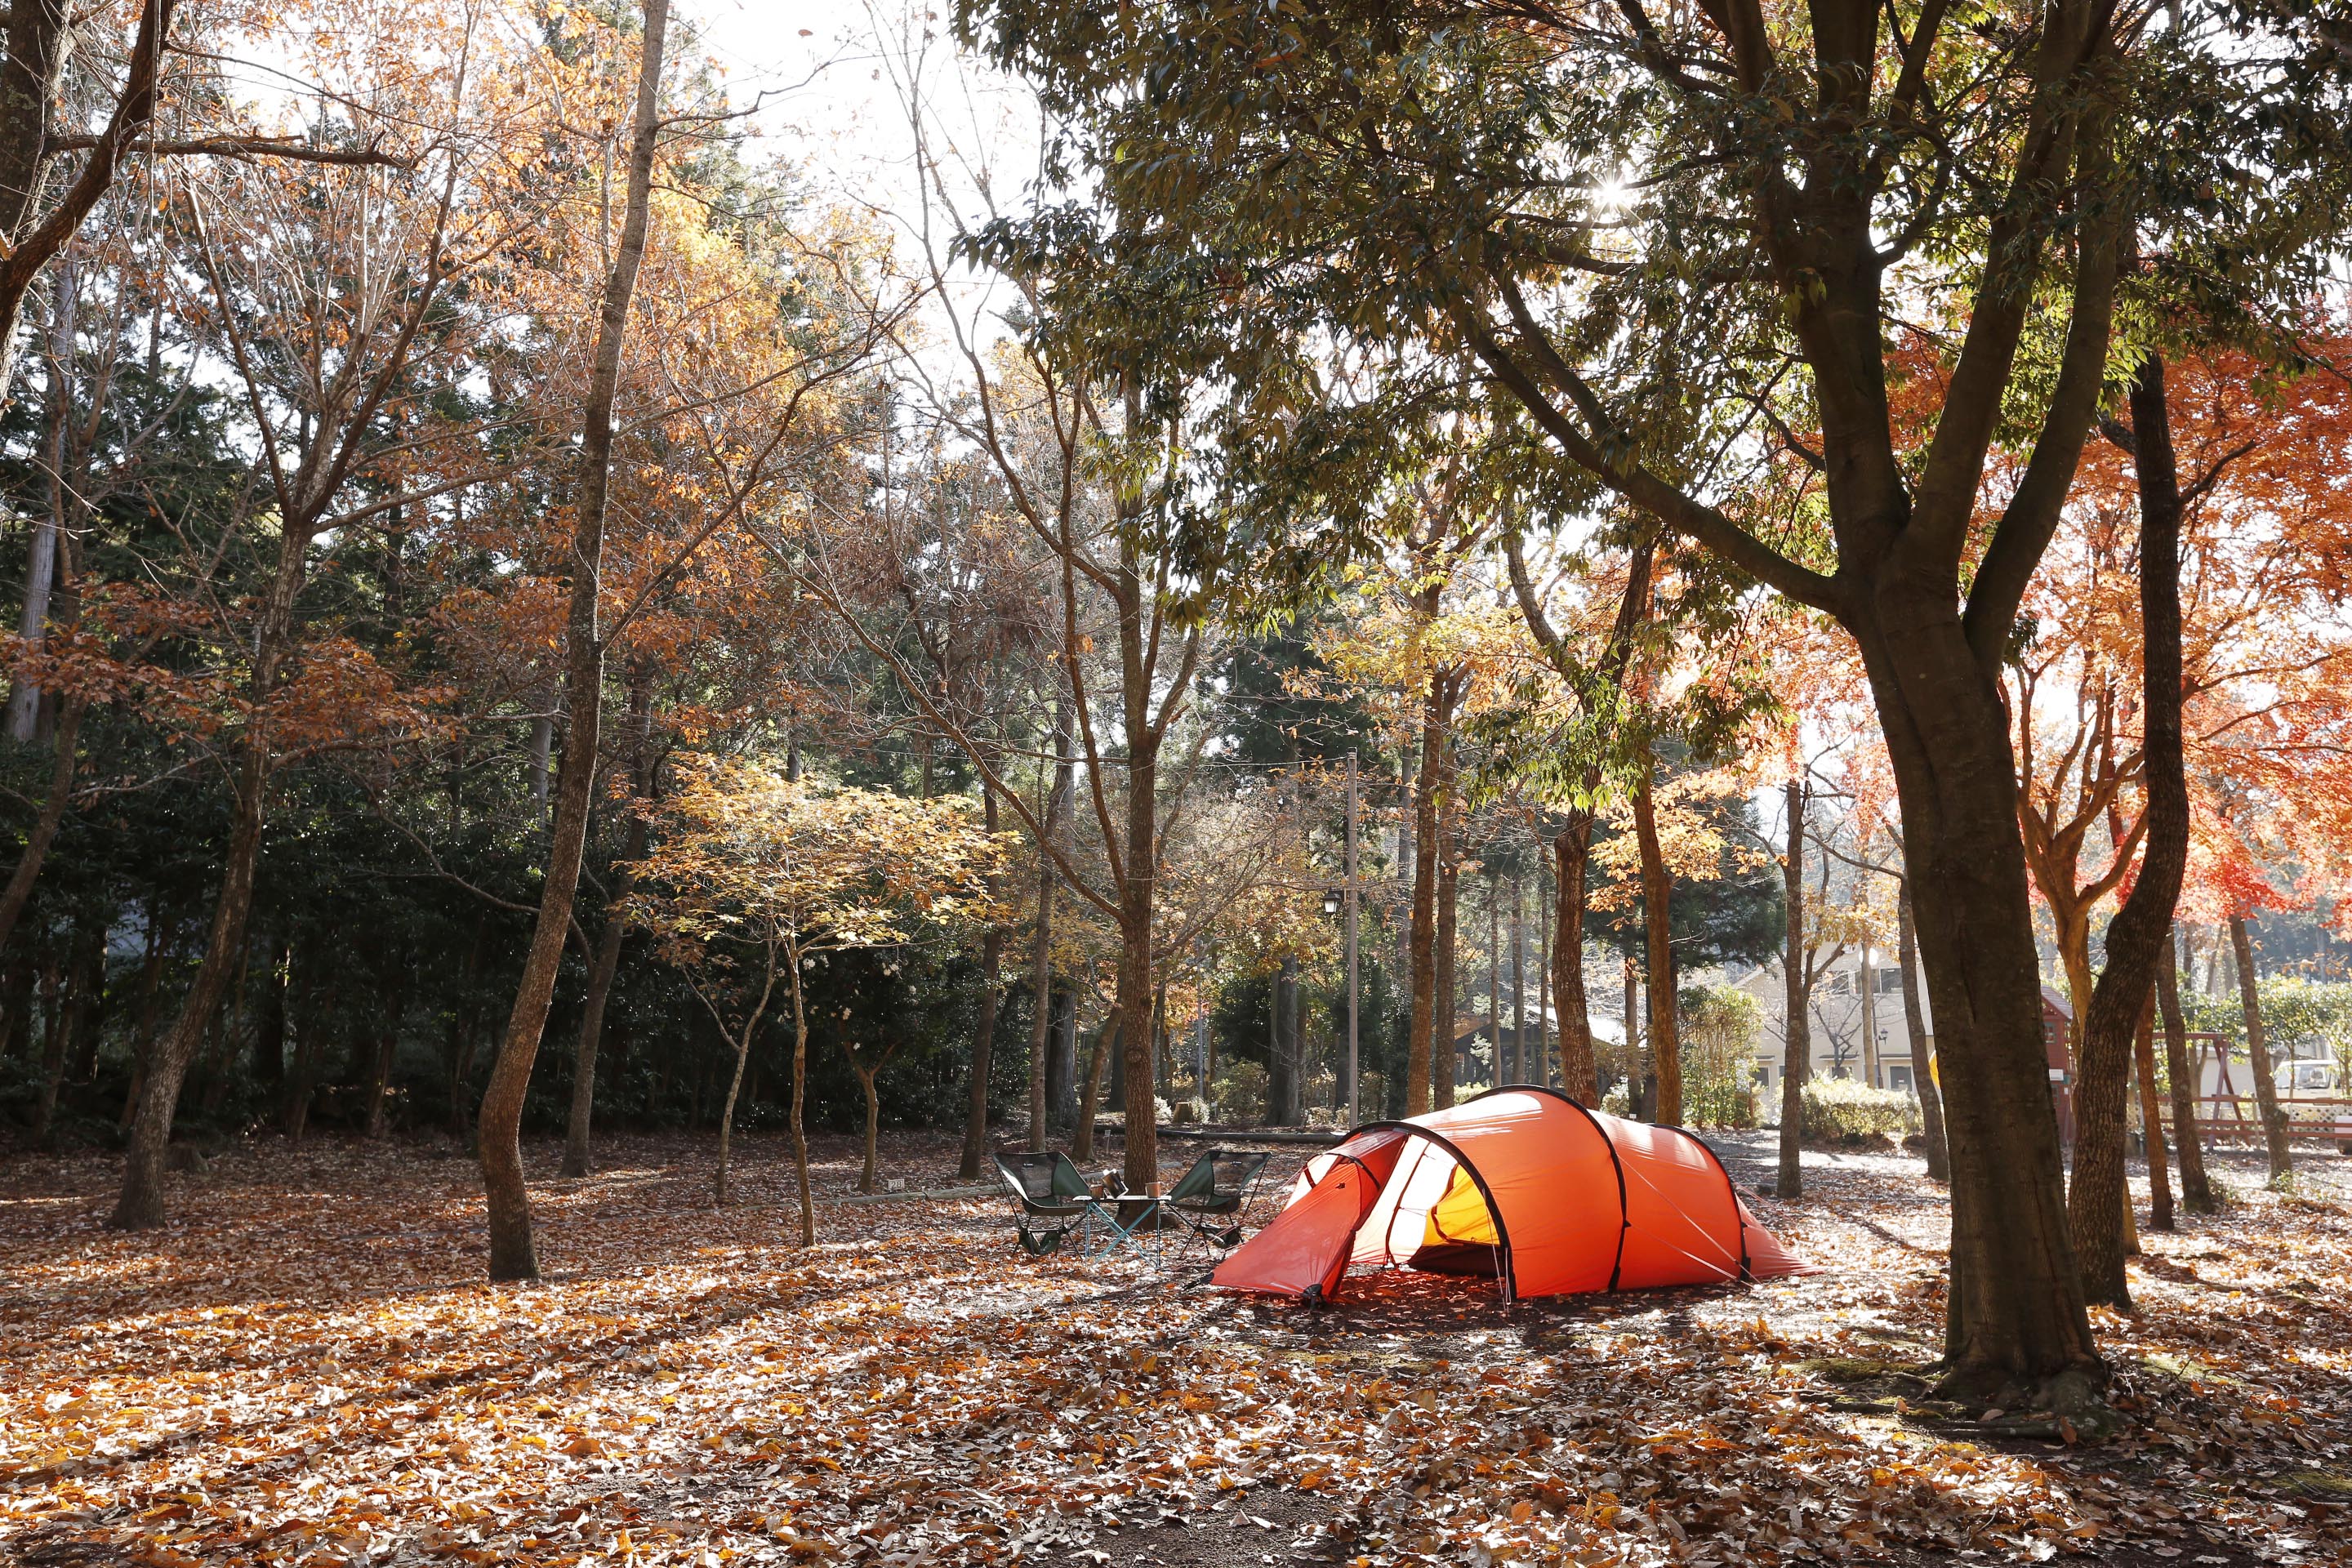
[1632,764,1681,1125]
[1405,670,1442,1115]
[2069,349,2194,1303]
[1552,813,1599,1102]
[1897,891,1950,1182]
[2230,914,2292,1184]
[1851,605,2100,1410]
[1778,777,1808,1197]
[2157,933,2216,1212]
[476,0,668,1281]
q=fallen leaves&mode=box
[0,1129,2345,1566]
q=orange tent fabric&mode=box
[1211,1087,1815,1303]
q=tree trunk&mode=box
[1552,812,1599,1103]
[1405,663,1442,1116]
[0,695,82,956]
[959,786,1006,1179]
[1271,956,1302,1124]
[1486,872,1501,1088]
[1779,780,1811,1199]
[1026,873,1054,1152]
[1433,796,1459,1110]
[1897,890,1950,1182]
[1632,762,1681,1125]
[2230,914,2292,1184]
[564,661,652,1178]
[2133,994,2173,1231]
[1850,604,2100,1411]
[2158,932,2216,1212]
[31,951,71,1145]
[1511,875,1526,1085]
[110,689,274,1227]
[1075,1011,1118,1162]
[2069,349,2196,1306]
[477,0,668,1282]
[715,1022,755,1206]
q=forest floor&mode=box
[2,1125,2348,1568]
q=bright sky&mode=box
[688,0,1044,238]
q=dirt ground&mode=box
[2,1125,2347,1566]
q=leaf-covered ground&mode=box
[2,1129,2346,1567]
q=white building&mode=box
[1733,948,1925,1094]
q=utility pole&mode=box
[1345,752,1361,1125]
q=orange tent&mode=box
[1211,1087,1814,1303]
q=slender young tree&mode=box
[477,0,668,1279]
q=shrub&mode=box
[1800,1077,1921,1147]
[1601,1080,1633,1117]
[1680,984,1761,1129]
[1356,1071,1388,1121]
[1211,1060,1268,1124]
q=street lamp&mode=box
[1322,889,1343,917]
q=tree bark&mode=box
[1075,1010,1119,1160]
[2068,350,2195,1307]
[563,660,652,1178]
[0,685,82,960]
[1778,777,1809,1198]
[959,790,1006,1178]
[1852,606,2100,1410]
[1026,874,1054,1152]
[2157,931,2215,1211]
[1897,890,1950,1182]
[1433,786,1460,1110]
[110,668,274,1227]
[2133,993,2173,1231]
[1511,875,1526,1085]
[1632,760,1681,1125]
[1551,813,1599,1102]
[786,960,813,1242]
[1271,956,1302,1125]
[476,0,668,1281]
[1405,663,1442,1116]
[2230,913,2292,1184]
[30,947,73,1144]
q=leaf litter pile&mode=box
[3,1131,2347,1567]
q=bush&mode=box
[1680,984,1761,1129]
[1211,1060,1268,1124]
[1356,1071,1388,1121]
[1800,1077,1922,1147]
[1601,1080,1633,1117]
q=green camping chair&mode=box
[1164,1148,1272,1252]
[994,1152,1122,1256]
